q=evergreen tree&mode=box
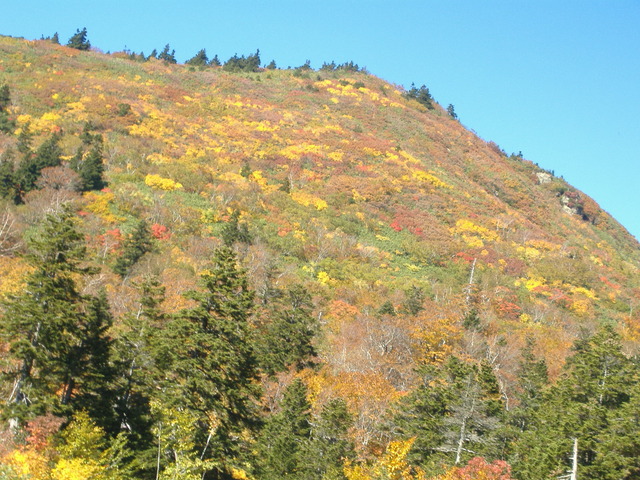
[186,48,209,66]
[209,54,221,67]
[0,84,16,134]
[402,285,426,315]
[158,246,260,479]
[254,284,317,375]
[0,208,112,427]
[158,44,176,64]
[113,220,153,277]
[16,132,63,197]
[221,210,252,246]
[113,276,166,472]
[511,325,636,480]
[66,27,91,51]
[255,379,312,480]
[0,152,17,201]
[51,32,60,44]
[405,83,434,109]
[301,398,355,480]
[74,143,107,191]
[447,104,458,119]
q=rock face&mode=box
[536,172,552,184]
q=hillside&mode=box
[1,35,640,480]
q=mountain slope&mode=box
[1,34,640,476]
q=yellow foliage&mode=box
[84,191,125,223]
[451,219,499,242]
[344,438,424,480]
[144,174,183,191]
[280,143,323,160]
[411,169,452,189]
[413,317,462,366]
[0,257,32,295]
[328,151,345,162]
[5,449,51,480]
[52,457,100,480]
[317,271,333,285]
[291,191,328,210]
[516,245,541,260]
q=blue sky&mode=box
[2,1,639,240]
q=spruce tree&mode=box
[301,398,355,480]
[66,27,91,51]
[75,143,107,191]
[255,379,312,480]
[186,48,209,66]
[254,284,317,375]
[0,208,113,427]
[158,246,260,478]
[0,84,16,134]
[113,220,153,277]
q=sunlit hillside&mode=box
[1,34,639,480]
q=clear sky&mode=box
[2,1,639,240]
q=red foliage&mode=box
[151,223,171,240]
[448,457,514,480]
[390,220,403,232]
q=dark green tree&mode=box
[158,246,260,479]
[254,284,317,375]
[66,28,91,51]
[255,379,311,480]
[16,132,63,198]
[158,44,176,64]
[113,276,166,472]
[73,143,107,191]
[209,54,221,67]
[113,220,154,277]
[0,84,16,134]
[402,285,426,315]
[221,210,252,246]
[511,325,636,480]
[405,83,434,109]
[447,104,458,119]
[0,152,17,201]
[186,48,209,66]
[0,208,113,427]
[301,398,355,480]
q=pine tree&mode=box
[158,44,176,64]
[0,208,111,426]
[511,325,636,480]
[158,246,260,478]
[186,48,209,66]
[301,398,355,480]
[255,379,312,480]
[113,220,153,277]
[74,143,107,191]
[66,28,91,51]
[254,284,317,375]
[0,84,16,134]
[16,132,63,197]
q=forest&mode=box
[0,32,639,479]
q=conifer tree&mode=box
[158,44,177,64]
[0,84,16,134]
[0,208,113,427]
[113,276,166,469]
[16,132,63,197]
[74,143,107,191]
[66,27,91,51]
[254,284,317,375]
[301,398,355,480]
[113,220,153,277]
[186,48,209,66]
[158,246,260,479]
[255,379,311,480]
